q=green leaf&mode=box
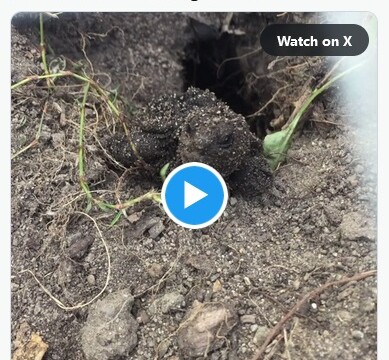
[97,201,111,211]
[263,60,365,170]
[160,163,170,182]
[85,200,92,213]
[263,128,293,170]
[110,211,122,227]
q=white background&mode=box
[3,1,386,359]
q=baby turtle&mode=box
[105,87,273,198]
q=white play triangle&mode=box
[184,181,208,209]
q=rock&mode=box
[339,212,375,241]
[243,277,252,286]
[361,300,376,313]
[240,314,256,324]
[250,324,259,332]
[229,197,238,206]
[210,273,221,282]
[13,332,48,360]
[148,220,165,239]
[324,206,342,226]
[352,330,364,340]
[157,339,171,359]
[136,309,150,325]
[177,302,238,357]
[134,217,159,238]
[212,279,222,293]
[337,310,353,322]
[67,232,94,260]
[25,237,42,251]
[240,346,247,354]
[253,326,269,346]
[149,291,185,315]
[347,175,359,188]
[87,274,96,286]
[39,124,52,144]
[51,132,65,148]
[126,211,144,224]
[12,321,49,360]
[147,263,164,278]
[81,289,138,360]
[11,282,20,292]
[186,255,212,271]
[33,302,42,316]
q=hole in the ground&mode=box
[182,19,257,117]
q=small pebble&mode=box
[337,310,352,322]
[149,291,185,315]
[240,346,247,354]
[347,175,359,188]
[11,283,20,292]
[230,197,238,206]
[250,324,259,332]
[147,263,164,278]
[87,274,96,286]
[148,220,165,239]
[177,302,237,357]
[362,301,376,313]
[352,330,364,340]
[310,302,318,313]
[136,309,150,325]
[243,277,252,286]
[210,273,220,282]
[213,279,222,293]
[240,314,256,324]
[253,326,269,346]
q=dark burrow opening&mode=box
[182,18,259,118]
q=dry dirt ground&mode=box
[11,13,377,360]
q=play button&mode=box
[161,162,228,229]
[184,181,208,209]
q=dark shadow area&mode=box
[182,18,257,117]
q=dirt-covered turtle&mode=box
[105,87,273,197]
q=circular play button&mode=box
[161,162,228,229]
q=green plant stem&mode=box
[79,82,92,204]
[11,100,48,160]
[94,191,160,210]
[11,69,160,221]
[287,61,365,138]
[117,191,161,209]
[264,60,365,169]
[35,100,47,139]
[11,71,120,116]
[39,13,52,88]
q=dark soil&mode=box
[11,12,377,360]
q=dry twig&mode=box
[250,269,376,360]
